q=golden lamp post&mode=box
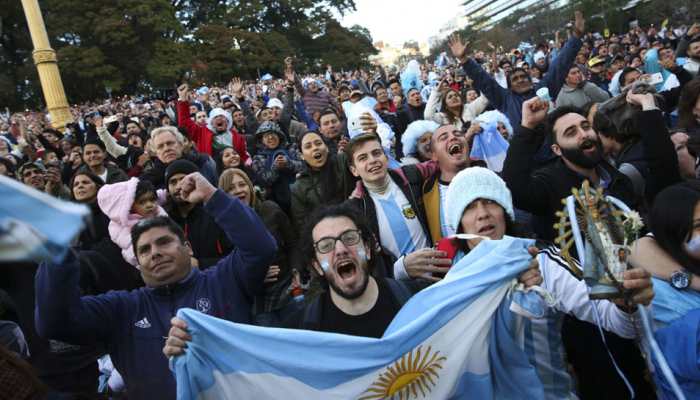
[20,0,73,129]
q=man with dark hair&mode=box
[344,133,451,281]
[387,79,403,101]
[78,137,128,184]
[286,203,426,336]
[318,108,348,153]
[555,65,609,109]
[35,172,276,400]
[503,99,636,241]
[18,162,46,192]
[501,97,654,399]
[594,91,681,201]
[616,63,692,114]
[164,160,232,268]
[448,12,586,128]
[164,203,426,346]
[396,88,426,158]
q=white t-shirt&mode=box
[369,179,429,260]
[98,169,108,183]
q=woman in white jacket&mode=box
[424,80,489,130]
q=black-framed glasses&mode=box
[313,229,361,254]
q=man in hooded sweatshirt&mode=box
[176,84,248,163]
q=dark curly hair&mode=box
[300,203,379,279]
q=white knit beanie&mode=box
[445,167,514,234]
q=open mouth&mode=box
[335,260,357,280]
[581,141,594,150]
[478,224,495,235]
[448,143,463,156]
[580,140,597,153]
[368,165,382,173]
[312,152,323,161]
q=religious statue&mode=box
[554,181,643,299]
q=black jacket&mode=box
[164,201,232,269]
[252,199,299,314]
[345,168,430,277]
[502,125,637,241]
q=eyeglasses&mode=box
[313,229,361,254]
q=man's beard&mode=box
[560,139,603,169]
[327,267,369,300]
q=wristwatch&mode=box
[670,269,691,290]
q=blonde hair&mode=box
[218,168,256,205]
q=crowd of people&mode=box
[2,9,700,399]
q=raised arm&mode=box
[448,33,507,110]
[462,93,489,122]
[501,97,554,215]
[423,87,444,122]
[626,92,681,202]
[35,250,121,345]
[538,249,649,339]
[539,12,585,99]
[95,116,127,158]
[177,173,277,299]
[176,84,205,144]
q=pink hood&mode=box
[97,178,167,267]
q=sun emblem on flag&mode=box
[358,345,446,400]
[402,205,416,219]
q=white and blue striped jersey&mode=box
[524,245,640,400]
[369,179,429,261]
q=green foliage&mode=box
[3,0,374,110]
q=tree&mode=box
[0,0,41,109]
[5,0,375,110]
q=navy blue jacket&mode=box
[34,190,277,400]
[461,36,583,128]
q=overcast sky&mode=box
[339,0,465,47]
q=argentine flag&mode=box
[469,123,510,173]
[0,175,89,263]
[172,236,544,399]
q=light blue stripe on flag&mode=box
[173,236,544,399]
[376,197,416,256]
[0,175,88,263]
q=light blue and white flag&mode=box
[173,236,544,399]
[0,175,89,263]
[470,122,510,173]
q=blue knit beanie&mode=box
[445,167,514,234]
[401,120,439,156]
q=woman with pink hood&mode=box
[97,177,168,267]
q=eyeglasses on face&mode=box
[313,229,361,254]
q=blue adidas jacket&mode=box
[35,189,277,399]
[461,36,583,128]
